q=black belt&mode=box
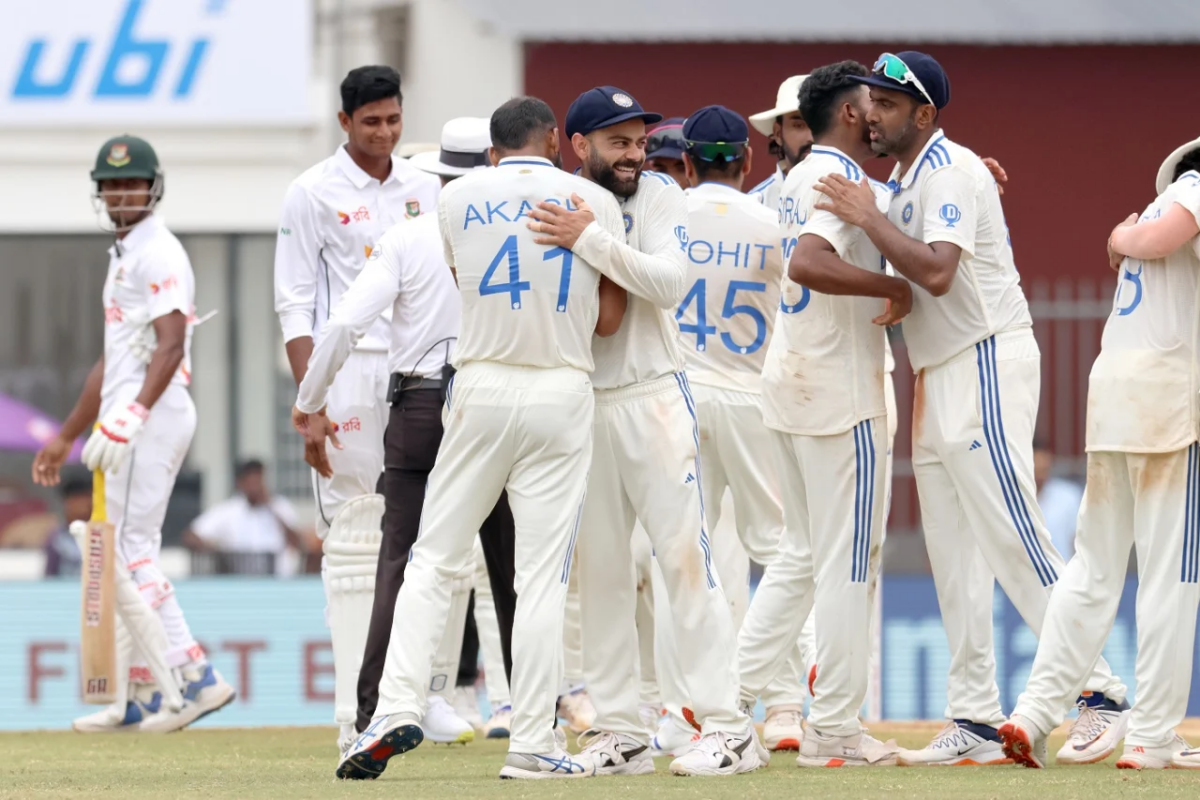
[388,367,455,405]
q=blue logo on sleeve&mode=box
[901,201,914,225]
[673,224,687,250]
[939,203,961,228]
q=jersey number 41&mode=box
[479,235,574,312]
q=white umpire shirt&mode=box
[275,145,441,354]
[295,212,461,414]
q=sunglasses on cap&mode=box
[872,53,935,106]
[684,140,747,162]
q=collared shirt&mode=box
[437,156,626,372]
[886,133,1032,371]
[274,145,441,352]
[749,164,786,216]
[762,145,889,435]
[295,212,461,412]
[101,214,194,413]
[677,181,782,393]
[190,495,299,554]
[576,170,689,390]
[1086,171,1200,453]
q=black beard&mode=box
[551,150,564,169]
[783,141,812,168]
[587,151,641,198]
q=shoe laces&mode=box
[929,721,963,749]
[577,728,617,752]
[1068,702,1107,742]
[768,708,804,728]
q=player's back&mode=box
[438,157,623,372]
[679,182,783,393]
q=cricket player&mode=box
[1000,139,1200,770]
[528,86,766,777]
[33,135,234,732]
[649,104,806,754]
[339,96,631,781]
[737,62,911,768]
[748,75,813,211]
[645,118,688,186]
[274,66,442,753]
[814,51,1128,765]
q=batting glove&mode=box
[83,401,149,472]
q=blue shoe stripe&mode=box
[675,372,715,590]
[975,338,1054,587]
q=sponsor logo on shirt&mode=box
[149,275,179,295]
[104,302,123,324]
[337,211,351,226]
[939,203,961,228]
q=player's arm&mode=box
[790,233,913,325]
[1109,203,1200,261]
[595,276,628,336]
[815,172,967,298]
[32,355,103,486]
[134,310,186,410]
[275,184,321,386]
[437,195,458,285]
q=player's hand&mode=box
[1107,213,1138,270]
[292,406,341,479]
[814,175,879,228]
[32,435,73,487]
[874,280,913,326]
[981,157,1008,195]
[527,193,595,250]
[82,401,148,473]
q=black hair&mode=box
[490,97,557,152]
[692,155,745,181]
[341,65,402,117]
[235,459,265,479]
[60,475,92,499]
[799,60,871,139]
[1174,146,1200,182]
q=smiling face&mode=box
[575,119,648,198]
[340,96,403,159]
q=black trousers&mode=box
[356,387,516,732]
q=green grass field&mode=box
[2,722,1198,800]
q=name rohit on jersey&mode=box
[687,238,776,271]
[462,197,579,229]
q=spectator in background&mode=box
[1034,439,1085,559]
[182,459,310,575]
[44,475,92,578]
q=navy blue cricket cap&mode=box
[683,105,749,145]
[851,51,951,110]
[646,117,686,160]
[564,86,663,138]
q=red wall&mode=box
[525,42,1200,281]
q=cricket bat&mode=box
[79,468,116,705]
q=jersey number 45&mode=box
[675,279,769,355]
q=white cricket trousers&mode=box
[374,362,594,754]
[654,385,807,719]
[312,350,390,536]
[1014,444,1200,748]
[578,373,748,739]
[914,330,1126,725]
[737,418,888,736]
[106,386,200,667]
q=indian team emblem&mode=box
[106,144,130,168]
[623,213,633,234]
[612,92,634,108]
[901,201,914,225]
[405,199,421,218]
[939,203,961,228]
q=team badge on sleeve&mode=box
[939,203,961,228]
[405,199,421,218]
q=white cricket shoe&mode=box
[486,705,512,739]
[1116,733,1192,770]
[453,685,484,731]
[336,713,424,780]
[796,727,899,768]
[669,727,767,776]
[138,665,236,733]
[577,730,655,775]
[998,715,1049,769]
[763,704,805,751]
[422,695,474,745]
[650,714,700,757]
[898,719,1010,766]
[1056,692,1130,765]
[498,749,594,779]
[558,686,597,734]
[1171,744,1200,769]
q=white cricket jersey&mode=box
[762,145,889,436]
[887,133,1032,371]
[295,213,462,414]
[748,164,786,216]
[101,214,195,414]
[677,181,783,393]
[576,171,689,390]
[274,145,441,352]
[1086,170,1200,453]
[438,156,626,372]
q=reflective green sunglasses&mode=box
[872,53,935,106]
[684,140,747,162]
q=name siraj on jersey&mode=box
[462,197,579,229]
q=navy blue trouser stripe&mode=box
[674,373,716,590]
[1184,443,1199,584]
[851,420,877,584]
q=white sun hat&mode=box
[748,75,810,137]
[410,117,493,177]
[1156,135,1200,194]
